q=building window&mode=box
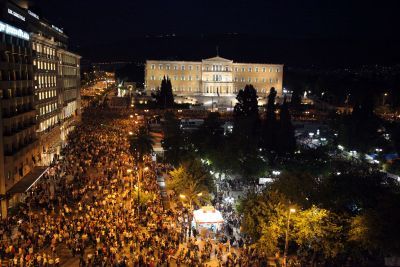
[174,65,178,70]
[188,65,192,71]
[269,67,272,72]
[262,78,266,82]
[159,64,163,70]
[151,64,155,70]
[248,78,251,82]
[242,67,245,72]
[235,67,238,72]
[181,76,185,81]
[248,67,252,72]
[174,75,177,81]
[270,78,273,83]
[181,65,185,71]
[196,66,199,71]
[166,65,170,70]
[276,67,280,72]
[189,76,192,81]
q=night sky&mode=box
[28,0,400,66]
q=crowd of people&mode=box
[0,107,272,266]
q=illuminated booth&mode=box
[192,206,224,231]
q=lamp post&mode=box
[283,208,296,267]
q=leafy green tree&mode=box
[262,87,278,156]
[234,84,259,118]
[168,159,214,193]
[239,190,289,256]
[154,76,174,108]
[293,206,344,265]
[162,111,187,165]
[233,84,260,143]
[277,97,296,155]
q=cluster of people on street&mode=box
[0,107,274,266]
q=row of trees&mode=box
[160,85,297,181]
[239,167,400,265]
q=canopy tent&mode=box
[192,206,224,231]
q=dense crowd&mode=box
[0,107,272,266]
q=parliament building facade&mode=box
[145,56,283,106]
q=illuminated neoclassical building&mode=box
[145,56,283,106]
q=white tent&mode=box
[193,206,224,231]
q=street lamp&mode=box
[283,208,296,267]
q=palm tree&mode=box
[129,126,154,163]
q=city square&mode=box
[1,0,400,266]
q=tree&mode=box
[168,159,214,194]
[262,87,279,156]
[162,111,186,165]
[129,126,154,163]
[277,97,296,154]
[168,159,213,237]
[154,76,174,108]
[230,85,263,180]
[239,190,289,256]
[293,206,344,265]
[234,84,259,118]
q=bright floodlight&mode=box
[290,208,296,213]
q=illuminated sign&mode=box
[8,9,25,21]
[0,20,30,40]
[51,25,63,33]
[28,10,39,19]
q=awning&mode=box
[6,166,49,196]
[193,206,224,224]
